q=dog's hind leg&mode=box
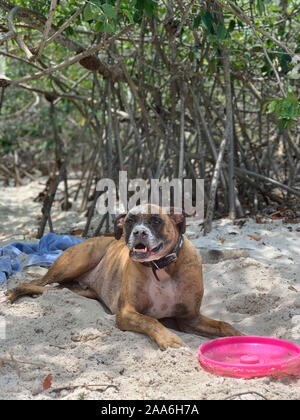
[6,236,114,303]
[6,281,98,303]
[38,236,114,286]
[6,282,56,303]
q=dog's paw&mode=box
[156,331,186,350]
[219,321,244,337]
[4,289,17,303]
[0,290,11,304]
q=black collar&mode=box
[141,235,184,281]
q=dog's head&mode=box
[114,204,186,262]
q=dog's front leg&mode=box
[116,303,185,350]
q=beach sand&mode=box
[0,179,300,400]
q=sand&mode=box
[0,178,300,400]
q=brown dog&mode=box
[6,204,242,349]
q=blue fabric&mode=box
[0,233,83,285]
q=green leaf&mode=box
[278,99,299,119]
[65,26,74,36]
[188,51,194,62]
[265,99,277,114]
[83,4,94,21]
[104,22,114,34]
[279,54,292,72]
[256,0,265,15]
[193,14,202,29]
[216,22,227,40]
[96,14,106,23]
[101,3,117,20]
[143,0,156,18]
[278,118,289,130]
[228,19,235,32]
[133,10,143,23]
[286,90,298,105]
[201,11,215,34]
[122,9,134,23]
[94,21,105,32]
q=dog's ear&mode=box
[114,214,126,240]
[169,208,186,235]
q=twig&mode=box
[51,383,119,393]
[37,98,103,238]
[0,90,39,120]
[0,354,46,375]
[217,0,294,57]
[118,82,153,178]
[178,88,185,179]
[9,351,21,378]
[235,167,300,198]
[0,30,15,44]
[44,5,85,48]
[204,130,229,235]
[8,7,33,60]
[221,42,235,219]
[35,0,58,59]
[225,391,268,400]
[5,24,134,87]
[94,213,109,237]
[175,0,197,37]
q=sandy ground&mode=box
[0,178,300,400]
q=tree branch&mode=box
[44,4,84,48]
[8,7,33,60]
[1,24,134,87]
[0,30,15,44]
[35,0,58,59]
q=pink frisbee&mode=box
[198,336,300,379]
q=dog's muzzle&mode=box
[128,224,163,260]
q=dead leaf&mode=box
[220,237,226,244]
[256,216,262,224]
[248,234,261,241]
[43,374,53,391]
[296,227,300,232]
[234,220,246,228]
[229,232,238,235]
[271,212,281,220]
[288,286,298,292]
[29,233,37,238]
[71,229,84,235]
[0,233,4,237]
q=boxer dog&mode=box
[6,204,242,349]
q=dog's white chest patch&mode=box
[144,270,178,319]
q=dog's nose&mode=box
[133,228,148,238]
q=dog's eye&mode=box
[150,217,162,225]
[126,217,135,225]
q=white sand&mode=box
[0,179,300,400]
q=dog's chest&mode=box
[144,270,179,319]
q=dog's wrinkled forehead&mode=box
[125,204,166,229]
[129,204,161,216]
[114,204,186,240]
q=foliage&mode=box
[0,0,299,220]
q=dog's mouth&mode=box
[130,242,163,259]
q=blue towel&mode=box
[0,233,83,285]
